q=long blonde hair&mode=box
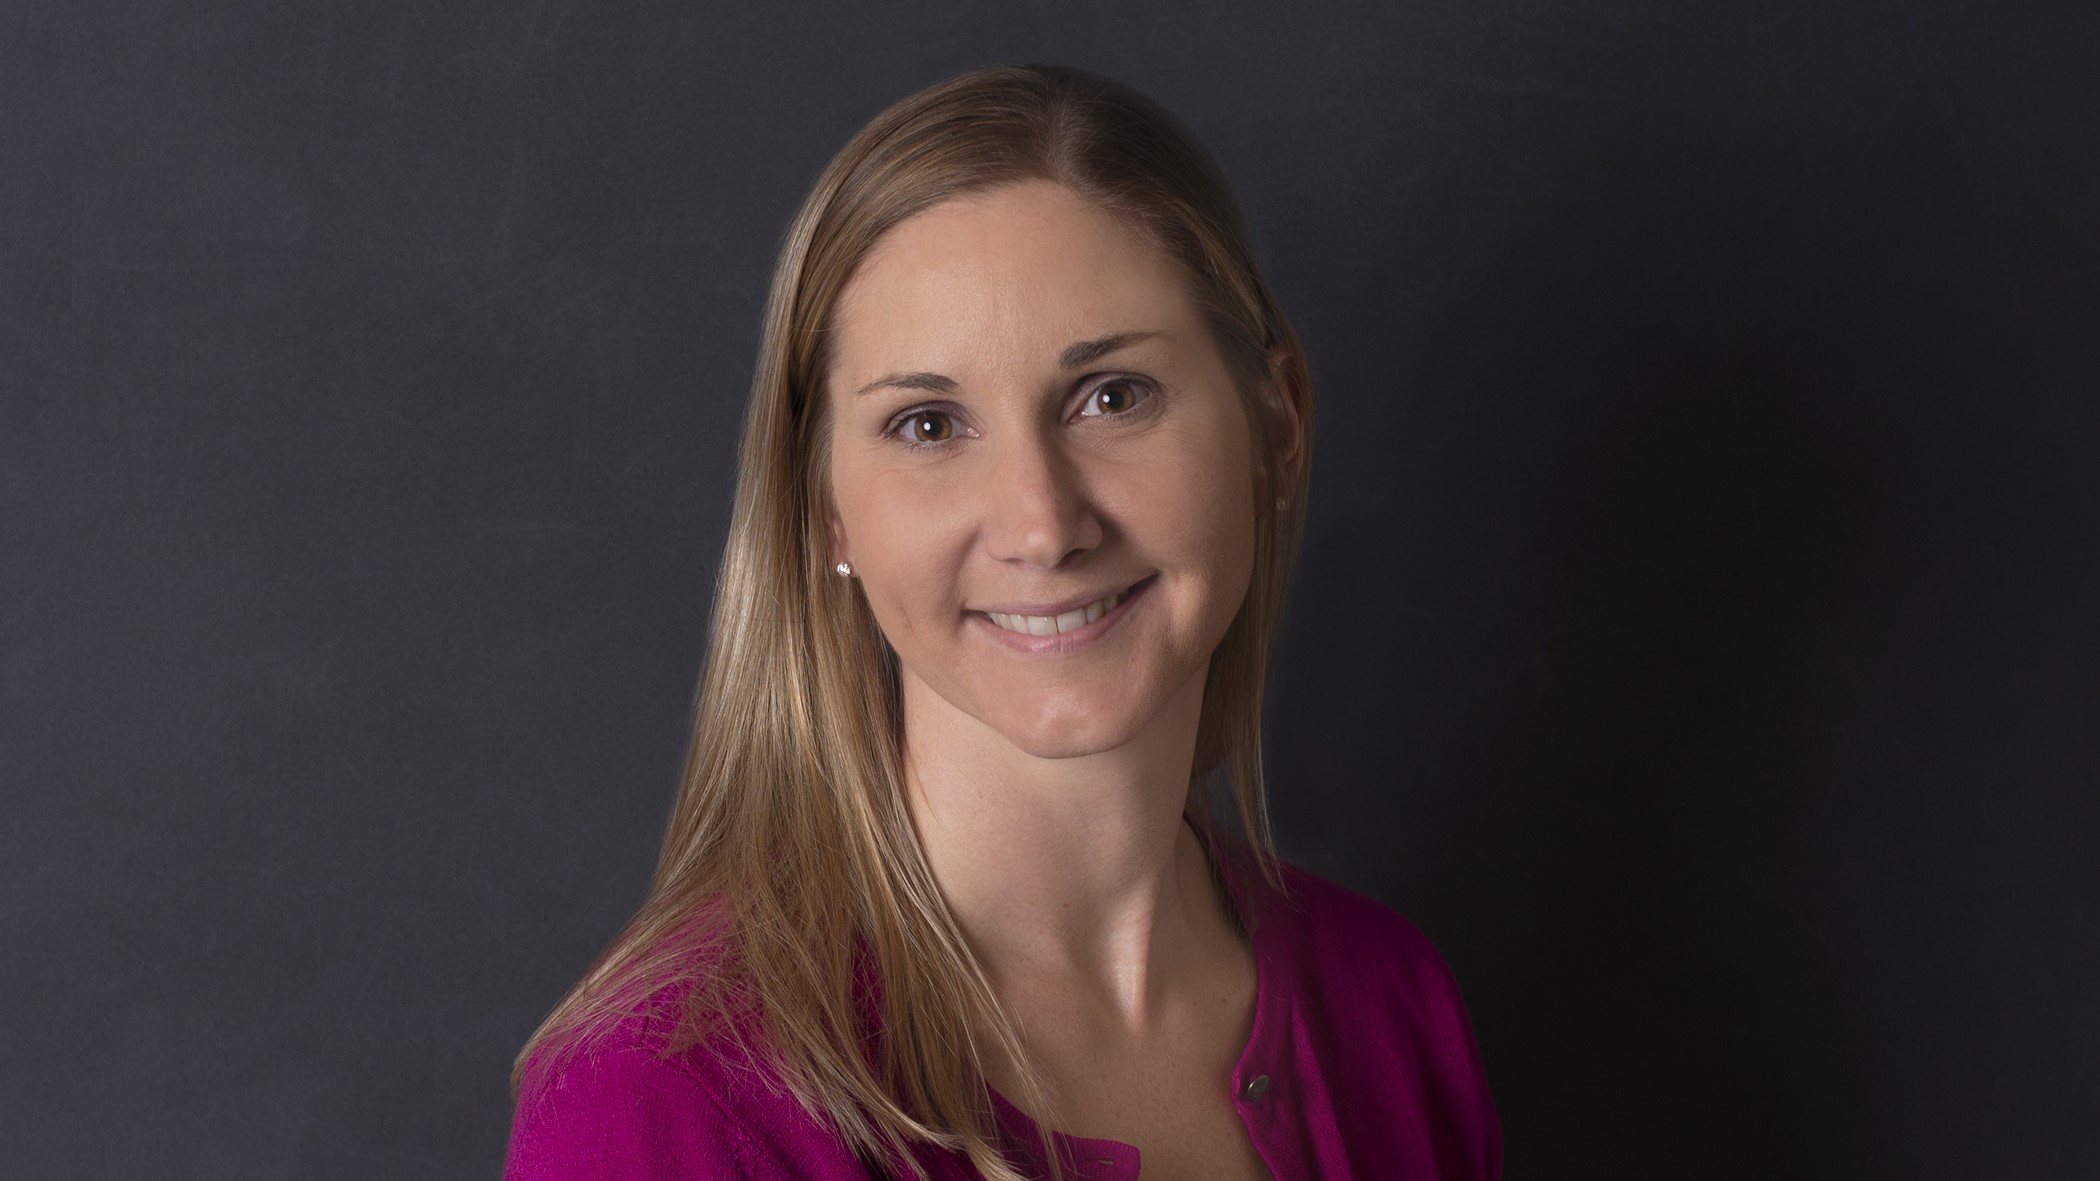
[515,64,1316,1179]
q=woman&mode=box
[506,65,1500,1180]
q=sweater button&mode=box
[1240,1073,1271,1102]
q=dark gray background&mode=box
[5,1,2096,1177]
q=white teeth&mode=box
[986,589,1128,637]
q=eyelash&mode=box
[884,377,1158,452]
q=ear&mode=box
[1257,346,1306,511]
[828,514,851,568]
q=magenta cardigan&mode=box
[505,860,1502,1179]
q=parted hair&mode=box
[514,64,1315,1180]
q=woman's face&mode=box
[825,180,1273,761]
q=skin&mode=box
[825,181,1300,1179]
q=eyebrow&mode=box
[853,330,1167,398]
[1058,329,1165,370]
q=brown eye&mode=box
[1080,379,1147,418]
[906,412,953,443]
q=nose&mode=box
[982,425,1102,569]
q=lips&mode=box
[985,586,1132,636]
[972,575,1155,643]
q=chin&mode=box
[985,697,1154,760]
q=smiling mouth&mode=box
[984,584,1137,637]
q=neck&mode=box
[900,664,1222,1025]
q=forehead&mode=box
[828,181,1202,385]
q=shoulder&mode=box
[505,1024,760,1181]
[1256,860,1495,1085]
[504,990,873,1181]
[1252,859,1503,1176]
[1262,860,1471,1002]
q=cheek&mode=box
[1124,418,1259,593]
[833,464,970,641]
[1174,413,1257,535]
